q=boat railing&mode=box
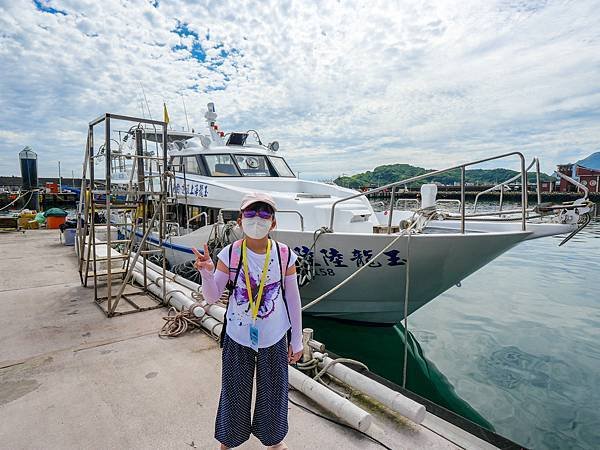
[187,211,209,230]
[436,199,462,210]
[395,198,420,209]
[393,198,462,211]
[329,151,528,233]
[555,171,589,200]
[472,158,540,213]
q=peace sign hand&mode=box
[192,243,215,272]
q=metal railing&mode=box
[395,198,420,209]
[437,199,462,208]
[187,211,209,230]
[472,158,540,213]
[393,198,462,211]
[329,151,528,233]
[556,171,589,200]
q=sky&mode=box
[1,0,599,180]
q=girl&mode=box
[193,192,303,450]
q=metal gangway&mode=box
[76,113,170,317]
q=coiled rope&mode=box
[159,306,202,338]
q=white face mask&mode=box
[241,217,272,239]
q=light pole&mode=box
[58,161,62,193]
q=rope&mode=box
[301,221,419,311]
[313,357,369,382]
[206,220,241,263]
[159,306,203,338]
[402,231,411,389]
[172,259,201,284]
[287,392,393,450]
[0,189,41,212]
[295,358,319,371]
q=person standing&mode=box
[194,193,303,449]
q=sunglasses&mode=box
[242,209,273,219]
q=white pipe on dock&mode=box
[130,257,226,320]
[288,366,373,432]
[130,268,203,315]
[313,351,426,424]
[130,266,225,337]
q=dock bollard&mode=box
[302,328,313,363]
[307,338,326,352]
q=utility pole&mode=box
[58,161,62,193]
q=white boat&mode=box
[113,103,593,324]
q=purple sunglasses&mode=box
[242,209,273,219]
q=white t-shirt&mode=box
[217,241,298,349]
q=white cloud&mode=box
[0,0,599,179]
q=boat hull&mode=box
[149,228,532,324]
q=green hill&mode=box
[334,164,554,189]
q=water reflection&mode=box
[302,316,494,430]
[408,212,599,449]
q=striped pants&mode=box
[215,333,289,448]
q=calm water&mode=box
[305,205,599,449]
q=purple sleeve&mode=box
[284,274,303,353]
[199,268,229,304]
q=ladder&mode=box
[77,114,171,317]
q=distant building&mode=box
[557,152,600,193]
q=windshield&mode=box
[199,153,293,177]
[268,156,295,177]
[233,154,276,177]
[203,154,241,177]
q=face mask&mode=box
[241,216,272,239]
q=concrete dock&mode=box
[0,230,492,449]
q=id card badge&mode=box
[249,324,259,351]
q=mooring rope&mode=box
[402,231,411,389]
[159,306,202,338]
[301,221,420,312]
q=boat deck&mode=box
[0,230,497,449]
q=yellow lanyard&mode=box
[242,239,271,323]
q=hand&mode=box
[288,345,302,364]
[192,243,215,272]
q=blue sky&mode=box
[1,0,599,180]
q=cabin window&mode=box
[181,156,208,176]
[233,154,277,177]
[203,154,242,177]
[268,156,295,177]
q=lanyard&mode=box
[242,239,271,324]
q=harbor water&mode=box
[305,204,599,449]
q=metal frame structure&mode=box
[76,113,169,317]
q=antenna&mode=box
[138,80,153,120]
[181,94,190,131]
